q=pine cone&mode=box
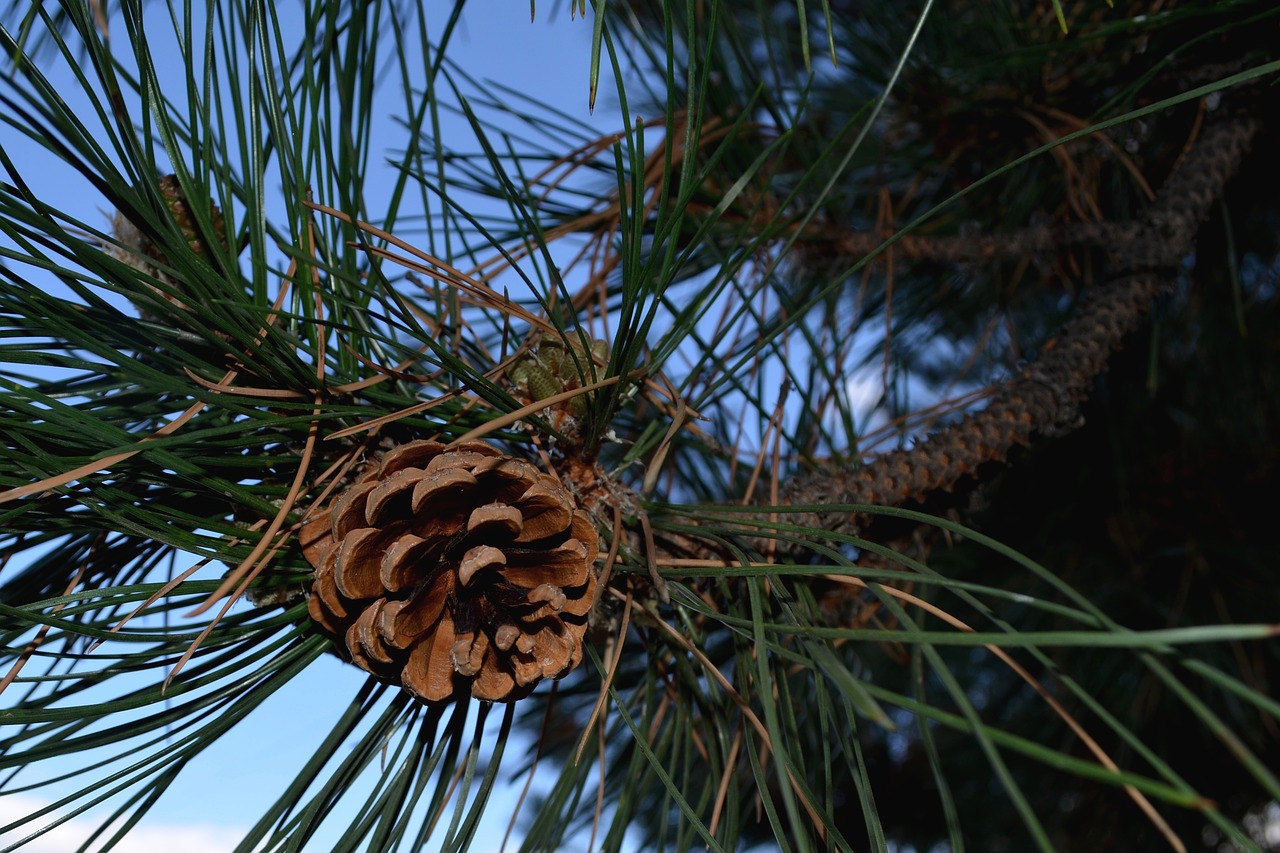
[507,335,609,444]
[300,440,599,703]
[108,174,227,320]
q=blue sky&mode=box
[0,2,632,849]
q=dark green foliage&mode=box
[2,1,1278,851]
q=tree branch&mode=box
[814,220,1139,266]
[772,113,1259,544]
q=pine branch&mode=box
[773,113,1260,541]
[817,220,1140,266]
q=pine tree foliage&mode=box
[1,1,1277,851]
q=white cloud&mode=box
[0,795,244,853]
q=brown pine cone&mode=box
[299,440,600,703]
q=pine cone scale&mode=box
[379,533,438,592]
[313,553,348,618]
[501,559,588,595]
[366,469,430,523]
[307,589,342,634]
[458,545,507,586]
[473,658,518,702]
[386,573,453,640]
[405,618,460,703]
[351,604,396,667]
[450,631,488,676]
[466,503,523,540]
[409,467,479,515]
[333,528,396,600]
